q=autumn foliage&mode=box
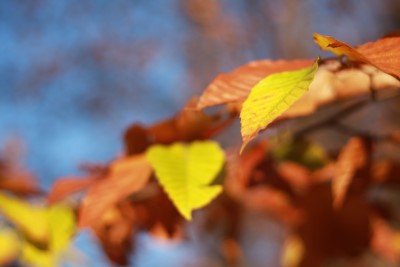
[1,33,400,267]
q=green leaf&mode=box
[146,141,224,220]
[240,59,319,152]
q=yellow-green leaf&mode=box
[0,193,49,245]
[22,243,55,267]
[146,141,224,220]
[48,204,75,252]
[240,59,319,152]
[0,226,20,266]
[0,193,76,267]
[21,204,76,267]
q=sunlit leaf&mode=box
[0,227,20,266]
[0,193,76,267]
[21,204,76,267]
[146,141,224,220]
[79,155,151,228]
[197,59,314,109]
[240,59,318,152]
[332,137,367,209]
[0,193,49,245]
[48,204,75,252]
[357,36,400,80]
[313,33,368,62]
[22,243,55,267]
[314,33,400,79]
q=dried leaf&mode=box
[124,99,234,152]
[357,36,400,80]
[91,202,136,265]
[79,155,151,228]
[371,216,400,264]
[240,59,318,152]
[314,33,400,79]
[313,33,368,62]
[243,186,300,225]
[47,176,98,204]
[197,59,314,109]
[146,141,224,220]
[225,142,267,197]
[332,137,367,209]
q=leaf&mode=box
[78,155,152,228]
[0,193,76,267]
[47,204,75,252]
[91,201,136,265]
[146,141,224,220]
[371,215,400,264]
[197,59,314,109]
[240,59,318,152]
[332,137,367,209]
[313,33,400,79]
[21,204,76,267]
[123,99,234,153]
[357,36,400,80]
[0,193,49,245]
[313,33,368,62]
[47,176,98,204]
[0,227,20,266]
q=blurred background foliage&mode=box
[1,0,400,266]
[1,0,399,187]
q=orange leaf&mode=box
[91,202,136,265]
[314,33,400,79]
[371,215,400,264]
[197,59,314,109]
[47,176,98,204]
[313,33,368,62]
[357,36,400,80]
[79,155,151,228]
[332,137,367,209]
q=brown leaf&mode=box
[276,161,312,194]
[224,142,267,197]
[313,33,368,62]
[197,59,314,109]
[314,33,400,80]
[79,155,151,228]
[243,186,301,225]
[371,215,400,264]
[357,37,400,80]
[332,137,367,209]
[47,176,98,204]
[134,184,183,238]
[0,175,40,196]
[0,155,40,196]
[123,99,234,152]
[123,124,152,155]
[91,201,136,265]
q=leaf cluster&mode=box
[0,33,400,267]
